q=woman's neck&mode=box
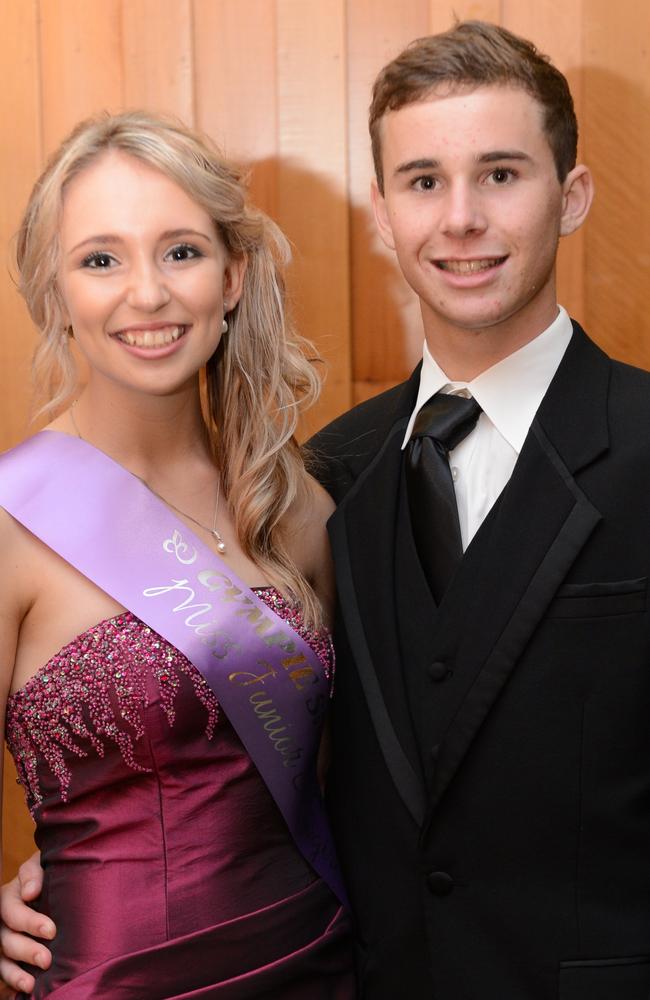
[57,379,214,479]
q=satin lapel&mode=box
[423,325,610,825]
[328,376,427,826]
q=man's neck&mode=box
[422,306,561,382]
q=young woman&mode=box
[0,111,353,998]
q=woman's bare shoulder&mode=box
[0,505,26,550]
[0,507,39,600]
[282,475,336,616]
[284,474,335,541]
[0,509,32,691]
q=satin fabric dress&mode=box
[6,588,354,999]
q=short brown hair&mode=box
[370,20,578,193]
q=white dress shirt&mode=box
[401,307,573,551]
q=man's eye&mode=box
[489,168,516,184]
[413,176,436,191]
[82,252,115,269]
[166,243,202,262]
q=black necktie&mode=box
[405,393,482,603]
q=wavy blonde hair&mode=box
[16,110,324,624]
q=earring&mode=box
[221,317,228,334]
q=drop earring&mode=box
[221,303,229,334]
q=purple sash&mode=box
[0,431,347,906]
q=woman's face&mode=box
[56,149,245,399]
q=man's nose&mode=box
[439,181,487,238]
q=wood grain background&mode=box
[2,0,649,879]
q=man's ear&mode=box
[370,178,396,251]
[560,164,594,237]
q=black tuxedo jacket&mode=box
[310,324,650,1000]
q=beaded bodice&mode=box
[6,588,334,816]
[5,588,344,998]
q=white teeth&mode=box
[117,325,185,348]
[438,258,504,274]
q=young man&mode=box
[313,20,650,999]
[3,20,650,1000]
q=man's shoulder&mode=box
[609,355,650,391]
[607,357,650,437]
[573,321,649,385]
[306,379,414,499]
[313,380,410,451]
[569,326,650,456]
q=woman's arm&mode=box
[293,476,337,626]
[0,511,53,996]
[286,477,337,793]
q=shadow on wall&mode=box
[247,155,419,429]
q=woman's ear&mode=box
[223,254,247,310]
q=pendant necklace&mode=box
[68,403,228,554]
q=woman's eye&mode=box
[81,252,116,269]
[166,243,202,262]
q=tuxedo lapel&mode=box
[328,373,428,825]
[328,325,610,831]
[422,325,610,825]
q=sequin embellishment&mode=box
[6,589,333,814]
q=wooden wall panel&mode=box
[429,0,501,31]
[347,0,430,405]
[2,0,649,892]
[122,0,194,119]
[193,0,278,210]
[276,0,351,434]
[502,0,586,325]
[39,0,124,153]
[0,0,42,883]
[0,0,41,452]
[582,0,650,365]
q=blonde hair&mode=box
[16,110,324,624]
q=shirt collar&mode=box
[401,306,573,452]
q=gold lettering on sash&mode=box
[241,689,304,766]
[197,570,244,602]
[197,568,297,652]
[278,652,317,691]
[228,662,278,686]
[288,668,318,691]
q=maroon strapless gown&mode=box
[6,588,354,999]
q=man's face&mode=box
[372,85,591,358]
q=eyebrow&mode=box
[478,150,532,164]
[394,158,440,176]
[394,149,532,176]
[67,228,215,256]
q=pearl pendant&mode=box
[211,529,227,554]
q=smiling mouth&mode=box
[436,257,507,274]
[114,325,187,348]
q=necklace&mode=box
[68,403,228,554]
